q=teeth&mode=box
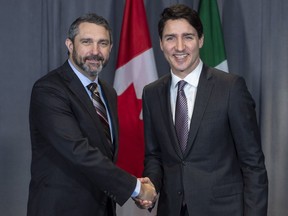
[175,55,187,60]
[174,54,187,59]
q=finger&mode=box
[142,177,151,183]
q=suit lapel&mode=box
[158,75,183,158]
[184,65,214,157]
[59,62,97,121]
[98,80,119,161]
[58,61,115,159]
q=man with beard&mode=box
[27,13,156,216]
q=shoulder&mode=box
[33,61,71,88]
[203,65,245,87]
[144,73,170,91]
[30,62,76,104]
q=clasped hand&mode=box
[133,177,157,209]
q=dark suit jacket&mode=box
[142,65,268,216]
[27,61,137,216]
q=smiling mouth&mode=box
[86,59,101,64]
[85,59,104,69]
[85,55,104,62]
[173,53,188,61]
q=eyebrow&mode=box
[79,38,110,43]
[163,33,176,38]
[163,32,196,38]
[79,37,93,42]
[183,33,196,36]
[98,39,110,43]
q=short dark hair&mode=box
[158,4,203,40]
[68,13,113,44]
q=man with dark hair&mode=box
[27,13,156,216]
[139,4,268,216]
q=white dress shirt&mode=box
[170,60,203,129]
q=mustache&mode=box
[84,55,104,62]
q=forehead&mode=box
[163,19,197,35]
[76,22,110,40]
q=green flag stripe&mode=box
[199,0,227,68]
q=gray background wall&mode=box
[0,0,287,215]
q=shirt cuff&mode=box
[131,179,141,198]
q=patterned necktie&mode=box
[87,83,113,150]
[175,80,189,153]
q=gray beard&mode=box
[72,50,104,77]
[82,61,103,77]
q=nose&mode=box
[91,43,100,55]
[176,39,185,51]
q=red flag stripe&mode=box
[116,0,152,69]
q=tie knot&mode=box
[87,83,98,94]
[178,80,187,91]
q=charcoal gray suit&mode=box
[142,64,268,216]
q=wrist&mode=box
[131,179,141,198]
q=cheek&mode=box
[74,47,85,57]
[162,49,172,61]
[102,49,111,59]
[188,44,200,54]
[192,46,199,54]
[161,45,173,56]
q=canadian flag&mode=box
[113,0,158,215]
[113,0,157,177]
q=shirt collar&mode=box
[68,59,99,87]
[171,60,203,89]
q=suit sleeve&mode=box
[142,86,163,193]
[228,76,268,215]
[29,80,137,206]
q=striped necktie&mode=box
[87,83,113,152]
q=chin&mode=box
[88,71,99,77]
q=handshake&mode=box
[133,177,157,209]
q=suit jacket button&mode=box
[182,161,186,166]
[178,191,182,195]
